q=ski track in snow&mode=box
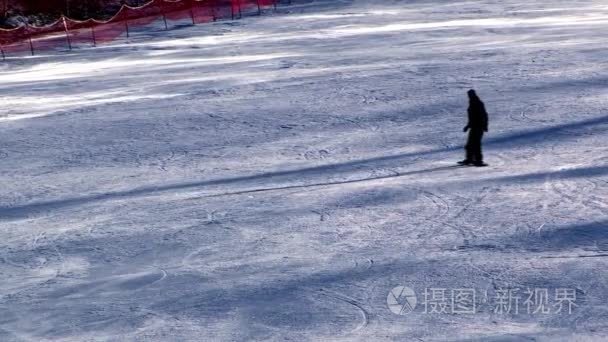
[1,0,608,340]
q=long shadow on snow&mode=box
[461,220,608,254]
[2,114,608,220]
[206,164,608,199]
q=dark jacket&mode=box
[466,97,488,132]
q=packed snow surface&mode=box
[1,0,608,340]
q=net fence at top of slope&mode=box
[0,0,278,57]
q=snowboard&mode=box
[457,161,488,167]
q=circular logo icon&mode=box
[387,286,417,315]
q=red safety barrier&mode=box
[0,0,277,58]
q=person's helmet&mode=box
[467,89,476,97]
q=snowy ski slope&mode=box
[1,0,608,340]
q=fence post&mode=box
[28,37,34,56]
[162,12,168,30]
[237,0,242,19]
[91,25,97,46]
[62,16,72,50]
[256,0,261,15]
[121,4,130,38]
[231,0,235,20]
[211,0,217,21]
[0,45,5,61]
[190,0,196,25]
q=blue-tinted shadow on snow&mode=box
[1,222,603,340]
[2,114,608,221]
[528,221,608,253]
[458,221,608,254]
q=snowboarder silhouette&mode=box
[459,89,488,166]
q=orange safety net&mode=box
[0,0,276,56]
